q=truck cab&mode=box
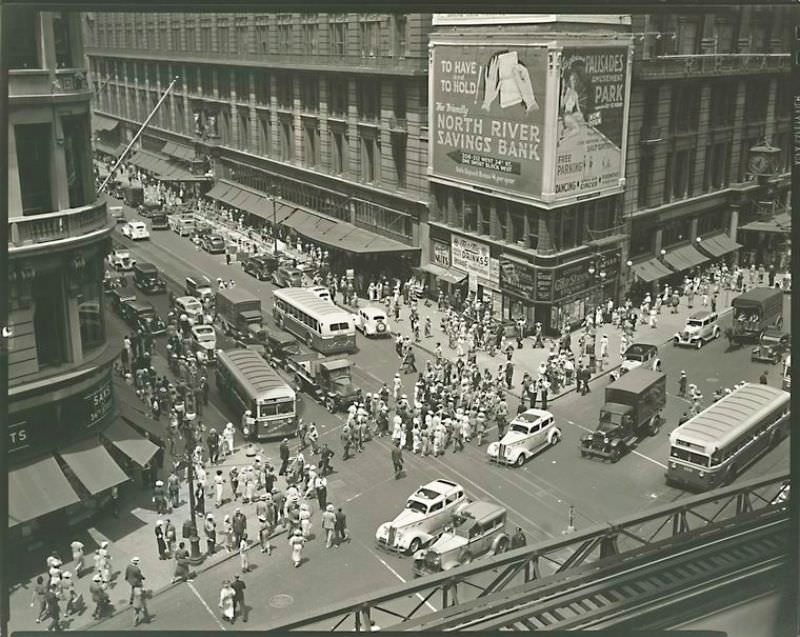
[286,357,361,412]
[215,287,263,337]
[580,369,666,462]
[185,274,215,304]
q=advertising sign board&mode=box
[553,46,629,200]
[451,235,491,279]
[431,44,549,200]
[500,256,537,300]
[432,241,451,268]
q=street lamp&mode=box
[659,248,667,259]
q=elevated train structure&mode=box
[273,472,790,631]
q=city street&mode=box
[36,197,785,632]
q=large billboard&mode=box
[431,44,549,199]
[553,47,629,200]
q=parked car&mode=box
[173,296,203,324]
[487,409,561,466]
[353,306,391,337]
[376,479,468,555]
[120,299,166,335]
[272,266,304,288]
[201,233,227,254]
[673,311,720,349]
[308,286,332,303]
[108,249,135,271]
[121,220,150,240]
[413,502,509,576]
[242,255,279,281]
[751,328,791,364]
[109,287,136,316]
[620,342,661,373]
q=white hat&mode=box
[93,574,102,582]
[100,541,109,549]
[131,557,140,564]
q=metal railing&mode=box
[635,53,790,79]
[9,199,111,251]
[270,472,789,631]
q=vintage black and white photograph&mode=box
[2,6,794,635]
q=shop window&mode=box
[280,118,294,161]
[395,15,407,57]
[676,17,702,55]
[302,22,318,55]
[662,217,691,247]
[33,270,69,367]
[61,114,90,209]
[360,134,378,183]
[359,19,380,58]
[697,210,724,237]
[78,259,105,354]
[258,116,271,155]
[391,133,406,188]
[329,78,348,117]
[330,21,346,57]
[7,8,40,69]
[358,79,380,120]
[53,12,74,68]
[301,77,319,112]
[330,129,346,174]
[303,121,320,168]
[670,84,700,133]
[629,221,652,257]
[15,123,53,215]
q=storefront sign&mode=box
[535,270,554,301]
[451,235,491,279]
[499,257,537,301]
[551,252,621,301]
[432,241,451,268]
[9,374,115,461]
[553,46,630,201]
[431,44,548,200]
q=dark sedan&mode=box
[242,255,279,281]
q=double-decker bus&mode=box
[666,383,790,491]
[272,287,356,354]
[215,349,297,440]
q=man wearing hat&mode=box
[204,513,217,555]
[153,480,167,515]
[678,371,688,397]
[89,573,108,619]
[125,557,145,605]
[321,504,337,549]
[278,438,290,476]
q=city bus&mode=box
[665,383,790,492]
[272,287,357,354]
[215,348,297,440]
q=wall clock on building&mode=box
[747,141,780,177]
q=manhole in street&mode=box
[270,594,294,609]
[706,377,719,383]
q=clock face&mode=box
[749,154,769,174]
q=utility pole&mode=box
[97,76,180,194]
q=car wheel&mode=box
[714,329,720,339]
[610,446,622,463]
[494,537,509,555]
[407,538,421,556]
[550,431,561,446]
[460,551,473,565]
[514,453,526,467]
[325,397,336,413]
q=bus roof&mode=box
[669,383,789,454]
[217,349,295,401]
[274,287,352,319]
[607,368,664,394]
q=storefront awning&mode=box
[118,402,167,443]
[95,141,124,158]
[632,258,674,283]
[418,263,467,284]
[739,212,791,234]
[697,233,742,258]
[102,417,159,468]
[205,180,297,224]
[161,141,196,162]
[92,113,119,133]
[9,456,81,527]
[283,209,418,255]
[663,244,709,272]
[130,149,208,182]
[58,437,129,496]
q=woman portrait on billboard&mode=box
[559,59,593,139]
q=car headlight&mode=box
[698,471,705,478]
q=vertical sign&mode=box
[553,46,630,200]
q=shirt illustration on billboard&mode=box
[554,47,629,200]
[431,44,547,199]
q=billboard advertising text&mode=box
[431,44,548,200]
[554,47,629,200]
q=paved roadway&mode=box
[92,203,790,630]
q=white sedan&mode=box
[121,220,150,241]
[487,409,561,466]
[353,306,392,337]
[108,249,135,271]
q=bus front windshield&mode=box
[670,446,710,467]
[258,399,295,418]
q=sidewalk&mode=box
[348,291,737,402]
[7,347,290,633]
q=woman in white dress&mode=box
[299,503,312,539]
[289,529,306,568]
[219,581,235,623]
